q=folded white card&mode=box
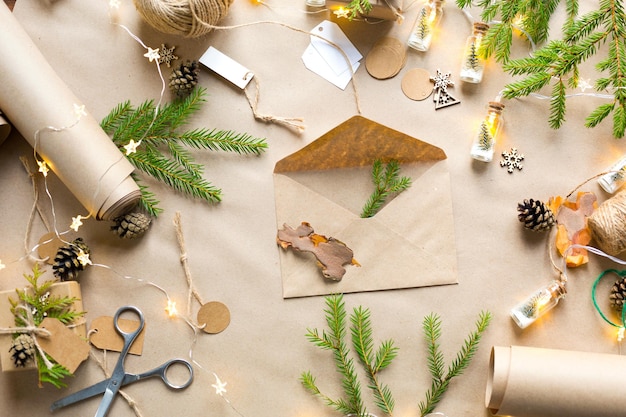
[302,20,362,90]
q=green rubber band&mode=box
[592,269,626,329]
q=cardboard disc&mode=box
[365,37,406,80]
[197,301,230,334]
[402,68,433,101]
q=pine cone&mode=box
[53,238,90,281]
[10,334,35,367]
[517,199,555,232]
[169,60,200,98]
[111,212,152,239]
[610,276,626,312]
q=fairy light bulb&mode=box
[618,327,625,342]
[510,280,567,329]
[407,0,444,52]
[460,22,489,83]
[597,154,626,193]
[469,100,505,162]
[165,299,178,317]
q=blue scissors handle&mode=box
[124,358,194,389]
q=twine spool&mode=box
[132,0,234,38]
[588,190,626,256]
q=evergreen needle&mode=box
[100,87,268,215]
[418,311,492,417]
[361,159,412,218]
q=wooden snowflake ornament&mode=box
[500,148,524,173]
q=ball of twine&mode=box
[132,0,234,38]
[588,189,626,256]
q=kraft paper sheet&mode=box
[274,115,458,298]
[486,345,626,417]
[0,2,139,220]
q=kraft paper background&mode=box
[1,1,625,417]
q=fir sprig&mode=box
[101,87,268,215]
[457,0,626,137]
[418,311,493,417]
[9,263,85,388]
[361,159,412,218]
[347,0,373,19]
[302,294,367,416]
[351,306,398,415]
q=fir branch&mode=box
[351,306,397,415]
[101,87,267,215]
[127,148,222,203]
[132,174,163,217]
[302,294,367,417]
[418,311,492,417]
[347,0,373,19]
[361,159,412,218]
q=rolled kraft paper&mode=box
[0,3,140,220]
[486,346,626,417]
[0,112,11,146]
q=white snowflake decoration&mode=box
[500,148,524,173]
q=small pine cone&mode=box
[111,212,152,239]
[53,237,90,281]
[517,198,555,232]
[610,276,626,312]
[169,60,200,98]
[10,334,35,367]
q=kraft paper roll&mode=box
[0,112,10,146]
[0,3,140,220]
[486,345,626,417]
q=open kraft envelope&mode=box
[273,115,458,298]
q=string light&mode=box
[123,139,141,155]
[0,261,5,270]
[143,47,161,63]
[333,6,350,18]
[73,103,87,119]
[37,159,49,177]
[212,375,228,396]
[165,299,178,318]
[108,0,121,9]
[76,249,92,267]
[70,215,84,232]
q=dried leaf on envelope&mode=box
[277,222,360,281]
[548,192,597,267]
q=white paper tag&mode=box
[301,20,362,90]
[199,46,254,89]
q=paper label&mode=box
[38,317,90,374]
[89,316,145,355]
[199,46,254,89]
[301,20,362,90]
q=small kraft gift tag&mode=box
[38,317,90,374]
[89,316,145,355]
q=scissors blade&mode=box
[50,379,111,411]
[95,386,118,417]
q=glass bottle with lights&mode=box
[407,0,444,52]
[460,22,489,83]
[510,280,566,329]
[598,154,626,193]
[469,101,505,162]
[305,0,325,6]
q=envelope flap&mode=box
[274,115,446,173]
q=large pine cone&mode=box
[169,60,200,98]
[10,334,35,367]
[517,199,555,232]
[53,238,90,281]
[111,212,152,239]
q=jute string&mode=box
[130,0,363,120]
[0,304,54,369]
[588,190,626,256]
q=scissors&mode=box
[50,305,194,417]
